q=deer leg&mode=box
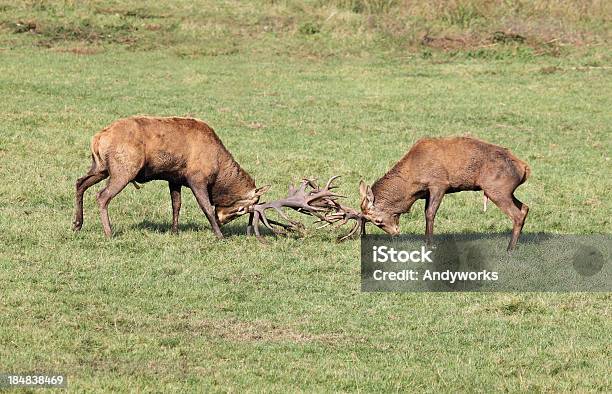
[74,171,107,231]
[424,188,445,245]
[487,192,528,251]
[511,194,529,250]
[253,211,262,238]
[246,212,254,236]
[360,219,366,236]
[96,176,131,238]
[251,211,268,243]
[189,183,223,239]
[169,182,181,234]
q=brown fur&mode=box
[73,116,267,238]
[360,137,530,250]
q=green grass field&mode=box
[1,1,611,392]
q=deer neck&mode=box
[211,156,256,207]
[371,170,417,214]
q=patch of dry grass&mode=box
[0,0,609,57]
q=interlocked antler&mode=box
[317,202,366,242]
[247,176,343,241]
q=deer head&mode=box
[359,180,400,235]
[216,185,270,225]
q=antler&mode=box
[247,176,344,241]
[317,202,366,242]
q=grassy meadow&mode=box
[0,1,611,391]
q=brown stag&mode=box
[73,116,272,238]
[73,116,344,239]
[357,137,530,250]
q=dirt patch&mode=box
[421,32,483,50]
[54,46,103,55]
[95,7,170,19]
[145,23,162,31]
[4,17,145,48]
[418,21,593,54]
[491,31,525,44]
[539,65,562,74]
[12,20,38,34]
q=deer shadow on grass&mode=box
[364,232,559,252]
[132,219,274,238]
[384,231,557,245]
[363,232,579,258]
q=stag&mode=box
[74,116,352,240]
[73,116,270,238]
[358,137,530,250]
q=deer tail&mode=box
[503,146,531,185]
[522,164,531,183]
[508,151,530,185]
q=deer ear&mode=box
[366,185,374,205]
[359,180,367,199]
[359,180,374,205]
[254,185,271,197]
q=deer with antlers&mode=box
[357,137,530,250]
[73,116,351,239]
[74,116,274,238]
